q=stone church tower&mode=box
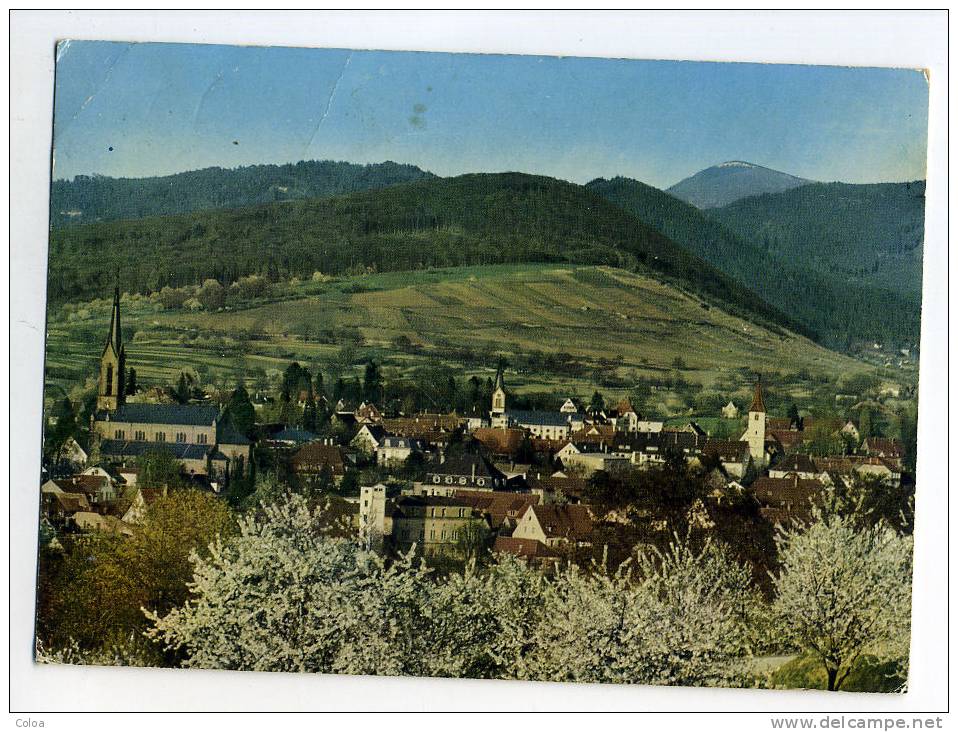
[744,377,767,465]
[96,287,126,412]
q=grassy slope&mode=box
[46,264,872,399]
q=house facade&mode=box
[512,504,594,548]
[390,495,487,555]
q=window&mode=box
[445,475,453,484]
[198,434,208,445]
[458,476,466,485]
[432,475,440,484]
[134,430,145,441]
[476,478,485,487]
[155,432,166,443]
[114,430,125,440]
[429,530,435,540]
[105,365,113,396]
[176,432,187,443]
[458,508,464,518]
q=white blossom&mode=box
[771,509,913,691]
[526,539,756,686]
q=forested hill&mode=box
[49,160,437,227]
[47,172,806,337]
[709,181,926,298]
[587,176,922,350]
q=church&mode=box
[90,288,251,484]
[489,363,584,440]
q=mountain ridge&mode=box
[49,159,437,227]
[587,175,922,349]
[667,161,811,209]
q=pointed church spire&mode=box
[107,285,122,356]
[491,359,507,417]
[749,376,766,413]
[97,285,126,412]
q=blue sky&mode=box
[52,40,929,188]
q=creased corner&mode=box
[55,39,72,64]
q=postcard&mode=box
[36,40,926,693]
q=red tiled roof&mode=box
[863,437,904,458]
[568,424,615,444]
[523,504,594,541]
[526,474,589,497]
[472,428,525,456]
[493,536,560,560]
[702,439,750,462]
[53,492,91,514]
[52,475,109,496]
[291,443,346,475]
[383,413,462,437]
[772,453,818,474]
[769,430,805,450]
[355,402,383,422]
[766,418,795,431]
[752,476,825,523]
[454,489,539,528]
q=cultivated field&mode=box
[44,264,885,406]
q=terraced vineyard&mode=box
[45,264,881,407]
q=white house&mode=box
[351,424,388,456]
[62,437,89,466]
[634,420,664,434]
[556,441,627,476]
[512,504,595,548]
[376,436,425,467]
[721,401,740,419]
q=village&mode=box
[38,287,913,570]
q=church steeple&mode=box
[97,286,126,412]
[749,376,766,413]
[493,361,504,392]
[107,286,122,357]
[491,360,506,416]
[744,375,767,465]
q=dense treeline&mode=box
[587,177,923,349]
[709,181,925,296]
[50,160,436,227]
[47,173,806,337]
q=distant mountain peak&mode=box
[668,162,811,209]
